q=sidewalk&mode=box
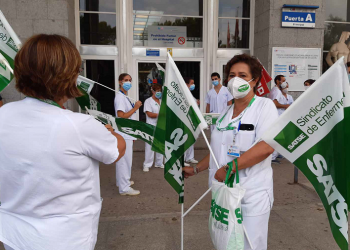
[1,132,343,249]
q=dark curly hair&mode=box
[15,34,82,101]
[224,54,262,93]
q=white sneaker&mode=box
[143,167,150,172]
[130,181,134,186]
[184,162,190,167]
[187,158,198,164]
[120,188,140,196]
[155,165,164,169]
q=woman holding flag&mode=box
[114,73,142,196]
[184,54,278,250]
[0,34,126,250]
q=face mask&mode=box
[122,81,132,91]
[282,88,288,94]
[189,84,195,91]
[280,81,288,89]
[304,85,310,91]
[227,77,253,99]
[155,91,162,99]
[212,80,219,86]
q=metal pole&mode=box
[183,187,212,218]
[201,129,220,169]
[294,166,299,183]
[181,203,184,250]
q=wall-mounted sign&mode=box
[148,26,187,47]
[146,49,160,57]
[281,5,319,28]
[272,47,321,91]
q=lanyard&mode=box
[216,96,256,132]
[27,97,62,109]
[119,90,134,108]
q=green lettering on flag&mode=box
[152,53,208,203]
[262,57,350,250]
[0,10,21,93]
[76,75,101,111]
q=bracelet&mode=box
[192,165,198,175]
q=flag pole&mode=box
[181,203,184,250]
[200,129,220,169]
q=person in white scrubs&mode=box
[268,75,291,110]
[184,54,278,250]
[143,83,164,172]
[0,34,126,250]
[184,77,199,165]
[114,73,142,196]
[205,72,233,131]
[277,82,294,116]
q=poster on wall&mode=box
[148,26,187,47]
[272,47,321,91]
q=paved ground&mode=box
[0,131,344,250]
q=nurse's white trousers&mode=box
[116,140,133,194]
[184,145,194,161]
[243,211,270,250]
[143,143,163,168]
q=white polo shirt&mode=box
[0,98,119,250]
[268,85,282,101]
[144,96,161,125]
[114,92,137,140]
[277,93,294,116]
[205,85,233,113]
[210,96,278,217]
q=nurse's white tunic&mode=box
[209,96,278,217]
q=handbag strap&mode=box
[226,158,240,188]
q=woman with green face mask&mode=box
[143,83,164,172]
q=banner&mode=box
[0,10,21,93]
[152,53,208,203]
[86,108,158,147]
[76,75,101,111]
[256,64,271,97]
[262,58,350,249]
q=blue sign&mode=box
[146,49,160,56]
[282,11,316,28]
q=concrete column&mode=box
[254,0,325,99]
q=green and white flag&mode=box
[262,58,350,249]
[152,53,208,203]
[203,113,221,125]
[156,62,165,81]
[86,108,157,146]
[0,10,21,93]
[76,75,101,111]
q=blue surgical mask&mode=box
[212,80,219,86]
[122,81,132,91]
[189,84,195,91]
[155,91,162,99]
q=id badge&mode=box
[227,144,240,157]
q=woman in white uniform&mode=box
[114,73,142,196]
[184,54,278,250]
[0,34,126,250]
[143,83,164,172]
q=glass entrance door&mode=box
[136,61,201,122]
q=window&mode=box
[133,0,204,48]
[218,0,251,48]
[79,0,117,45]
[323,0,350,72]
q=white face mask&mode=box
[304,85,310,91]
[280,81,288,89]
[282,88,288,94]
[227,77,253,99]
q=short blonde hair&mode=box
[15,34,82,100]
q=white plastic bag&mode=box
[209,162,246,250]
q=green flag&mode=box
[76,75,101,111]
[0,10,21,93]
[262,58,350,249]
[152,53,208,203]
[86,108,157,146]
[203,113,221,125]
